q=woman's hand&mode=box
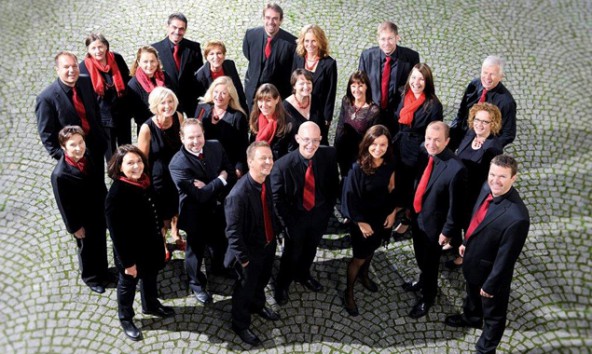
[358,222,374,238]
[125,264,137,278]
[384,210,396,229]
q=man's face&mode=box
[488,163,516,197]
[480,64,502,91]
[424,125,449,156]
[263,9,282,37]
[248,146,274,179]
[167,18,187,44]
[181,124,205,154]
[55,54,79,87]
[296,124,321,160]
[378,30,399,55]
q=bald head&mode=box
[296,122,322,159]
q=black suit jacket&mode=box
[270,147,339,231]
[358,46,420,115]
[243,27,297,109]
[194,59,248,114]
[224,173,280,268]
[415,147,467,241]
[36,77,107,161]
[450,78,516,150]
[152,37,203,115]
[463,186,530,296]
[127,72,174,126]
[292,55,338,123]
[169,142,234,234]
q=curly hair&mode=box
[468,102,502,135]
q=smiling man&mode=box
[242,3,296,111]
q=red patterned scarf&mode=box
[84,51,126,97]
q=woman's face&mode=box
[409,68,426,96]
[369,134,389,160]
[304,31,319,55]
[139,52,158,77]
[350,80,367,102]
[157,94,176,117]
[473,110,492,137]
[206,46,225,70]
[257,95,280,117]
[213,84,230,108]
[120,152,144,180]
[88,39,108,63]
[294,75,313,97]
[62,134,86,162]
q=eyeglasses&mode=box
[473,118,492,125]
[300,137,321,145]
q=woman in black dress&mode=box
[137,87,185,255]
[292,24,337,140]
[105,145,174,341]
[283,69,326,143]
[341,125,399,316]
[334,71,380,180]
[195,76,249,178]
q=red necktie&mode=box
[380,56,392,109]
[71,87,90,134]
[173,45,181,71]
[465,194,494,239]
[261,182,274,243]
[264,37,272,60]
[197,152,204,160]
[303,159,315,211]
[478,88,488,103]
[413,156,434,213]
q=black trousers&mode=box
[231,241,276,330]
[411,223,442,303]
[76,224,109,287]
[276,211,329,291]
[117,271,160,321]
[463,282,511,354]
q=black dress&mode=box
[144,114,182,220]
[283,97,327,144]
[341,161,397,258]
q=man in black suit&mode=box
[36,51,107,173]
[152,12,203,116]
[358,21,420,135]
[271,121,339,304]
[449,55,516,151]
[169,119,235,304]
[242,3,297,111]
[445,155,530,354]
[224,141,280,346]
[405,121,467,318]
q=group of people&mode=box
[37,3,530,353]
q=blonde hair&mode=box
[199,76,246,116]
[295,24,330,58]
[148,87,178,115]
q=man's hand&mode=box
[73,227,85,239]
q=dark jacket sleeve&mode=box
[105,185,135,268]
[51,170,82,233]
[36,91,63,160]
[441,163,467,239]
[341,164,364,223]
[224,191,250,264]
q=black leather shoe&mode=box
[257,306,280,321]
[143,305,175,318]
[409,299,432,319]
[120,320,142,341]
[89,285,105,294]
[360,277,379,292]
[274,288,289,306]
[301,277,323,292]
[194,290,213,304]
[445,259,463,270]
[232,326,261,346]
[445,314,483,329]
[402,280,423,292]
[342,290,359,317]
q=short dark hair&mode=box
[58,125,85,147]
[491,154,518,176]
[84,32,109,50]
[263,3,284,20]
[346,70,373,105]
[168,12,188,25]
[290,68,313,91]
[358,124,392,175]
[107,144,148,180]
[247,141,271,160]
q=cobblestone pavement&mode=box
[0,0,590,353]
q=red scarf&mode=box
[256,113,277,144]
[398,90,426,126]
[84,51,126,97]
[118,173,151,189]
[135,66,165,94]
[65,155,87,174]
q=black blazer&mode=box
[195,103,249,174]
[463,186,530,295]
[169,142,235,234]
[127,72,174,126]
[105,179,165,274]
[224,173,280,268]
[450,78,516,150]
[242,27,297,109]
[415,147,467,241]
[51,154,107,233]
[152,37,203,115]
[283,97,326,144]
[292,55,338,123]
[194,59,248,114]
[36,77,107,161]
[358,46,420,114]
[270,147,339,230]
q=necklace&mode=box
[294,95,310,109]
[352,101,366,120]
[154,115,172,130]
[305,55,319,71]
